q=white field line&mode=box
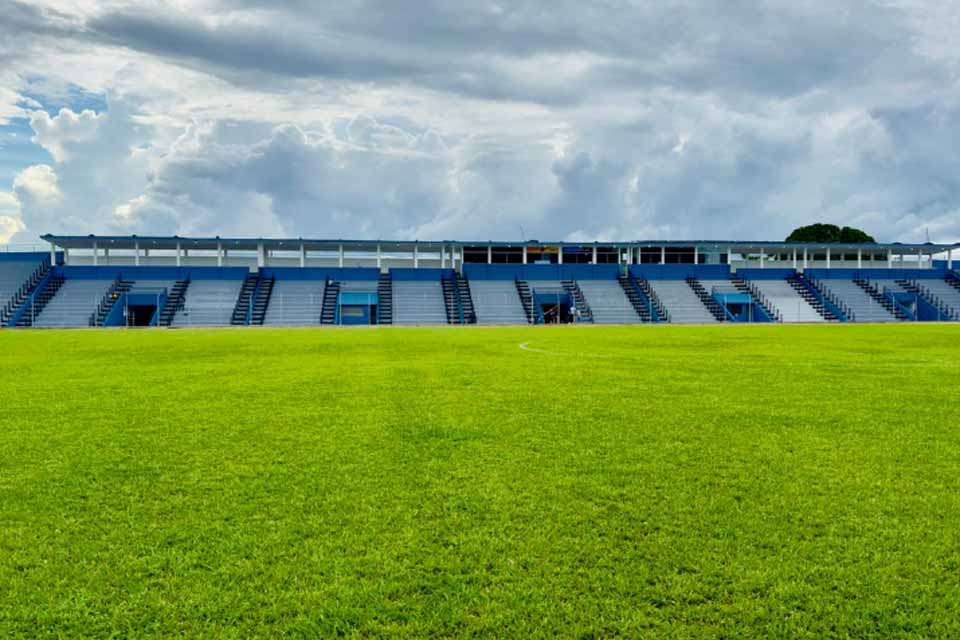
[518,341,624,360]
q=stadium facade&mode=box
[0,234,958,327]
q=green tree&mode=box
[786,223,875,243]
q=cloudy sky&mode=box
[1,0,959,246]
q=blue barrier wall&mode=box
[390,268,450,281]
[262,267,380,281]
[805,267,947,280]
[736,268,795,280]
[629,264,731,280]
[59,266,248,280]
[463,264,619,281]
[0,251,57,262]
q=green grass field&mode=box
[2,324,960,638]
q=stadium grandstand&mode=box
[1,234,958,327]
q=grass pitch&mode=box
[1,324,959,638]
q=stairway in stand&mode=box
[89,278,134,326]
[853,278,908,320]
[515,280,535,323]
[786,273,837,321]
[231,273,259,325]
[1,259,52,326]
[616,274,652,321]
[16,273,65,327]
[320,280,340,324]
[730,275,780,322]
[685,276,726,321]
[441,276,457,323]
[454,273,476,324]
[896,279,957,321]
[562,280,594,322]
[250,275,274,325]
[157,278,190,326]
[635,276,669,321]
[946,271,960,292]
[377,272,392,325]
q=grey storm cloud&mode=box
[4,0,960,245]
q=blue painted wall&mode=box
[805,267,947,280]
[262,267,380,281]
[736,268,795,280]
[59,266,248,280]
[463,264,620,281]
[0,251,55,262]
[391,268,450,281]
[629,264,731,280]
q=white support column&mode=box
[257,242,265,269]
[826,247,831,269]
[143,248,149,265]
[63,247,70,266]
[693,246,698,265]
[175,242,181,267]
[103,247,109,266]
[414,244,420,268]
[592,245,598,265]
[338,244,344,268]
[727,246,733,267]
[376,243,382,269]
[760,248,765,269]
[949,249,953,270]
[441,244,447,268]
[300,243,306,268]
[660,246,666,265]
[803,247,808,270]
[888,250,893,269]
[487,244,492,265]
[92,241,98,266]
[217,242,223,267]
[558,245,563,265]
[857,248,862,269]
[792,248,797,270]
[522,246,528,264]
[134,242,140,266]
[50,242,57,267]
